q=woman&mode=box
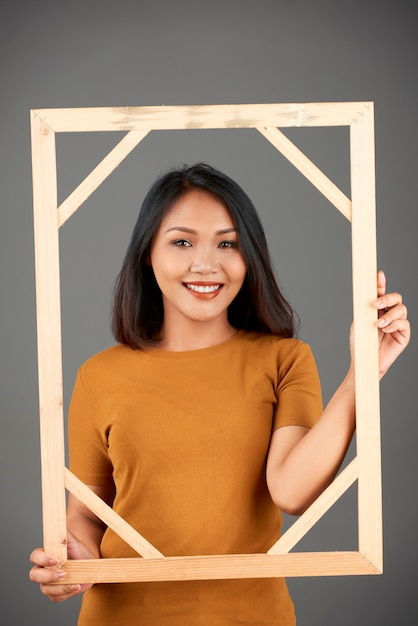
[30,163,410,625]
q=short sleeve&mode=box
[272,341,323,431]
[68,368,113,485]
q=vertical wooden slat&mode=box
[350,104,382,571]
[31,112,67,562]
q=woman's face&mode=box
[149,189,247,332]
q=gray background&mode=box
[1,0,416,624]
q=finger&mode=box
[378,318,410,339]
[29,548,59,568]
[29,565,66,585]
[376,270,386,298]
[374,292,403,314]
[376,302,407,328]
[40,583,82,602]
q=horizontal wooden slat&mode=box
[59,551,381,583]
[32,102,371,133]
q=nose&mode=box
[189,249,220,274]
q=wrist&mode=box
[342,366,355,390]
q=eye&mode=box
[172,239,192,247]
[218,240,239,249]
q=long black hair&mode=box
[112,163,298,348]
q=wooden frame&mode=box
[31,102,381,583]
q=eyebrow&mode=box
[165,226,238,235]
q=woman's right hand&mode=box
[29,531,94,602]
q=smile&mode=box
[185,283,222,293]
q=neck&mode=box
[157,318,238,352]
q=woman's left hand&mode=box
[374,270,410,378]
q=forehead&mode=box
[160,189,234,229]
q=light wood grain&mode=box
[59,551,381,584]
[32,102,370,133]
[350,104,382,570]
[31,102,382,580]
[31,113,67,563]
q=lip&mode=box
[183,282,223,299]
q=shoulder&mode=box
[240,331,313,358]
[81,343,133,367]
[238,331,318,379]
[77,343,144,385]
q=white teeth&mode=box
[186,284,221,293]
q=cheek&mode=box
[226,265,246,297]
[233,257,247,285]
[151,253,186,286]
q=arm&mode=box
[266,373,355,515]
[29,483,114,602]
[266,271,410,516]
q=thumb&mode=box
[66,530,95,561]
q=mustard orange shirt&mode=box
[68,330,322,625]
